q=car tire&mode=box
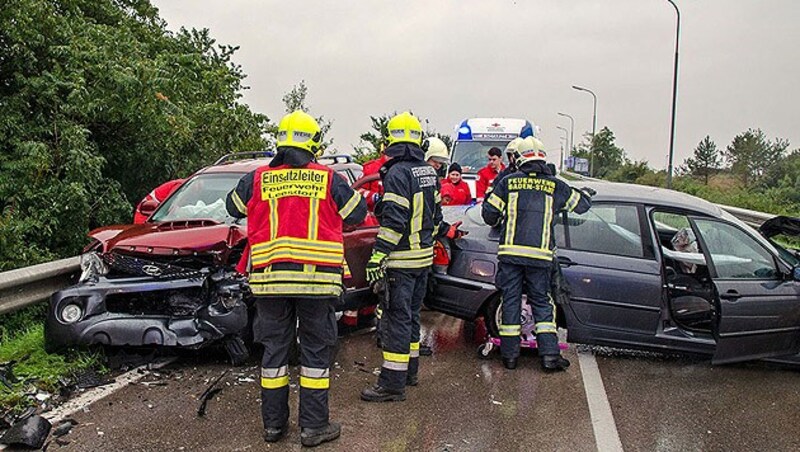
[483,296,502,339]
[224,335,250,366]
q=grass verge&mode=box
[1,306,104,413]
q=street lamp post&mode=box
[666,0,681,189]
[556,126,569,172]
[571,85,597,176]
[557,112,575,161]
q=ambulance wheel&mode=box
[477,343,493,360]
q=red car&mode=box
[45,153,379,361]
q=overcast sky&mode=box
[153,0,799,168]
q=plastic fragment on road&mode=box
[52,419,78,438]
[0,414,52,449]
[197,369,229,417]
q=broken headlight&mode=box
[79,252,108,283]
[60,303,84,323]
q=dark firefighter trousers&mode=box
[254,297,337,429]
[496,262,559,359]
[377,268,428,391]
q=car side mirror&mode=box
[139,199,160,218]
[793,266,800,281]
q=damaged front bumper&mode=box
[44,272,248,352]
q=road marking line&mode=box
[578,349,624,452]
[45,357,178,425]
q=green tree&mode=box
[354,114,392,164]
[573,127,625,178]
[0,0,269,270]
[682,135,721,184]
[353,113,452,164]
[607,160,653,183]
[724,129,788,187]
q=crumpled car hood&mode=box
[89,221,246,257]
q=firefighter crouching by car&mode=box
[361,112,443,402]
[481,136,591,372]
[226,111,367,447]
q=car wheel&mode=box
[484,296,502,338]
[476,342,494,360]
[224,335,250,366]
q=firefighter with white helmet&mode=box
[423,136,450,178]
[481,136,592,372]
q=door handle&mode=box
[557,256,575,267]
[719,290,741,301]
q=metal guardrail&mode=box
[716,204,774,228]
[0,257,80,315]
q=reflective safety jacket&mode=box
[226,148,367,297]
[481,162,591,267]
[374,143,443,269]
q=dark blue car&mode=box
[427,180,800,366]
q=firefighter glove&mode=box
[445,221,468,240]
[366,251,388,284]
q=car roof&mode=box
[578,179,724,217]
[191,158,361,177]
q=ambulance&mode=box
[450,117,537,198]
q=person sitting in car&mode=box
[671,228,699,274]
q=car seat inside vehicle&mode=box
[659,226,714,332]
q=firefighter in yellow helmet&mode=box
[361,112,443,401]
[226,110,366,446]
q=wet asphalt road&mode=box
[46,312,800,451]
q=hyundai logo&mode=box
[142,265,163,277]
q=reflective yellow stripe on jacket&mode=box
[386,247,434,269]
[250,237,344,267]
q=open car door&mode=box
[692,218,800,364]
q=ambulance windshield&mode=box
[452,141,509,174]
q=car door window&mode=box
[652,211,709,273]
[694,219,778,279]
[566,204,643,258]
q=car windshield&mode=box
[452,140,510,174]
[150,173,244,223]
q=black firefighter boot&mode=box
[360,384,406,402]
[502,357,518,370]
[541,354,571,372]
[300,422,341,447]
[263,425,288,443]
